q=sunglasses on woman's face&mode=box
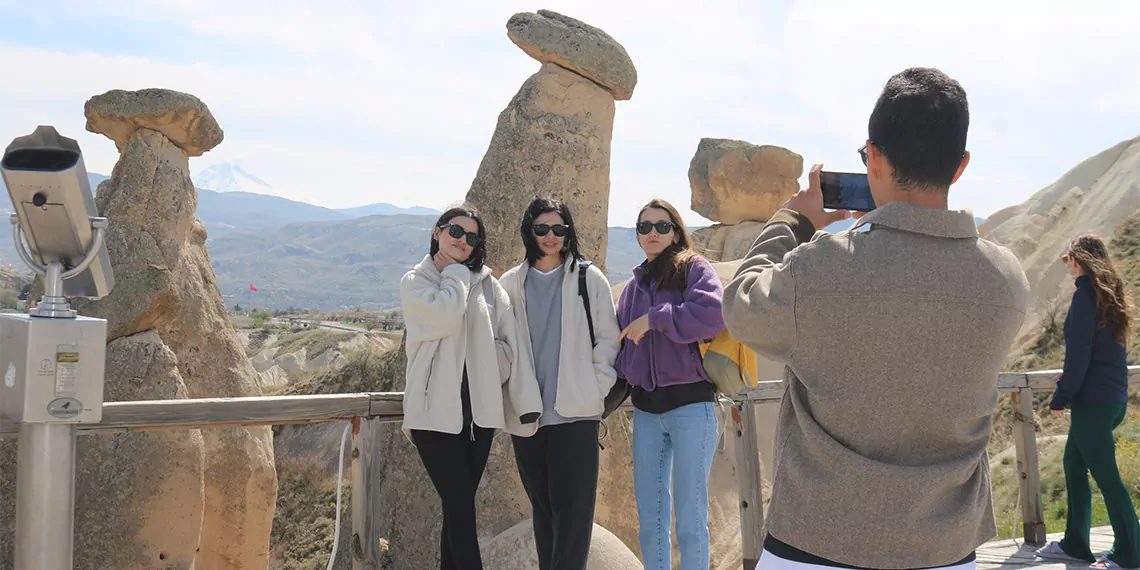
[532,223,570,238]
[440,223,482,247]
[1061,253,1070,263]
[637,221,675,235]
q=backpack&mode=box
[698,331,759,397]
[577,261,631,419]
[685,263,760,397]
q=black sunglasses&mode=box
[440,223,482,247]
[532,223,570,237]
[636,221,675,235]
[858,141,884,166]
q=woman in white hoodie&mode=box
[499,197,622,570]
[400,205,542,570]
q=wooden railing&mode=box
[4,366,1136,568]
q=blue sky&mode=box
[1,0,1137,226]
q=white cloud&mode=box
[1,0,1137,228]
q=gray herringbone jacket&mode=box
[724,202,1030,569]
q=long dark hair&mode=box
[519,196,585,267]
[638,198,698,292]
[430,205,487,271]
[1066,233,1133,344]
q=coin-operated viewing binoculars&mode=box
[0,125,115,570]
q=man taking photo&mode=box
[724,67,1031,570]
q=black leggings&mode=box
[411,423,494,570]
[511,420,601,570]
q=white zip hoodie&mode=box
[499,257,621,437]
[399,255,542,442]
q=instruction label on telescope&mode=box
[47,397,82,419]
[55,345,79,396]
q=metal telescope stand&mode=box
[6,214,108,570]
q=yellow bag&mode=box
[698,330,759,397]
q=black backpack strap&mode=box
[579,261,596,347]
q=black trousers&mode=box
[411,423,494,570]
[511,420,600,570]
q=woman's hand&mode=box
[1051,409,1064,417]
[618,315,650,344]
[433,250,457,272]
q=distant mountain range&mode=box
[0,165,987,312]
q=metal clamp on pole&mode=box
[0,125,115,570]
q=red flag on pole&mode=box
[250,284,258,292]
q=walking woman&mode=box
[499,197,621,570]
[1036,234,1139,570]
[400,205,542,570]
[614,198,725,570]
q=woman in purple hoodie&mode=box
[615,198,725,570]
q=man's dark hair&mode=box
[519,196,585,267]
[429,205,487,271]
[868,67,969,191]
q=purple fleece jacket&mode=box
[614,257,726,390]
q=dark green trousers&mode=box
[1059,402,1140,568]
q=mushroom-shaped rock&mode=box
[689,138,803,225]
[84,88,224,157]
[507,9,638,100]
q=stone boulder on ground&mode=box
[1,88,277,570]
[482,519,642,569]
[466,10,637,274]
[690,138,803,225]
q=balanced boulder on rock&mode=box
[689,138,803,225]
[84,88,224,157]
[507,9,638,101]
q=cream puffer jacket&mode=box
[399,255,543,441]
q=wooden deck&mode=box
[978,526,1118,569]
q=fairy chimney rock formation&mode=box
[466,10,637,274]
[3,88,276,570]
[689,138,803,225]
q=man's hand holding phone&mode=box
[785,163,857,231]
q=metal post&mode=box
[15,423,77,569]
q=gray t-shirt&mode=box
[525,265,579,426]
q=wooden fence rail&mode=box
[4,366,1137,568]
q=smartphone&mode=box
[820,171,876,212]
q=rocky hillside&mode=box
[981,135,1140,342]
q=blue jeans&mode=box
[632,402,718,570]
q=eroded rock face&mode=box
[507,10,637,101]
[689,138,803,225]
[466,11,637,274]
[692,222,766,262]
[84,88,224,157]
[2,88,276,570]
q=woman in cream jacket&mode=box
[400,205,542,570]
[498,197,621,570]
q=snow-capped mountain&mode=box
[192,162,274,195]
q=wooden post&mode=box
[1011,387,1046,545]
[351,417,384,569]
[734,401,765,568]
[351,418,365,570]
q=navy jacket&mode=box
[1050,275,1130,410]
